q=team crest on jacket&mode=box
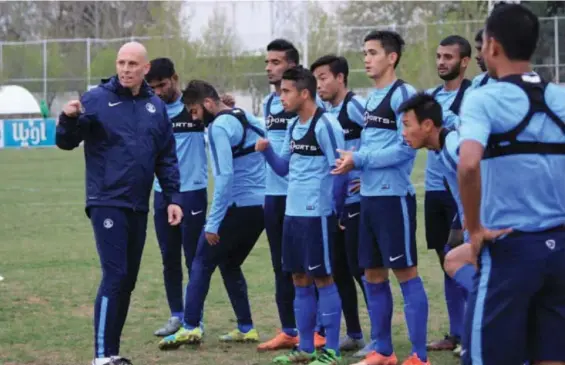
[146,102,156,113]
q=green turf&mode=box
[0,148,461,365]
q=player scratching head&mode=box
[436,35,471,83]
[482,3,539,79]
[363,30,404,87]
[266,39,300,90]
[116,41,150,95]
[280,66,318,120]
[182,80,229,125]
[399,92,444,151]
[310,55,349,107]
[146,58,180,104]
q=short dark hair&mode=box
[363,30,405,68]
[267,39,300,65]
[282,66,317,100]
[439,35,472,59]
[397,92,443,127]
[146,57,176,83]
[475,29,484,43]
[485,3,539,61]
[310,54,349,86]
[181,80,220,105]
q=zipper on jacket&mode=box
[132,99,137,212]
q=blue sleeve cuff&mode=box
[333,173,348,218]
[262,145,289,176]
[58,112,79,125]
[352,152,363,168]
[205,222,219,234]
[169,192,183,207]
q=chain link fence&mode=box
[1,17,564,116]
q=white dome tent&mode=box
[0,85,42,119]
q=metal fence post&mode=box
[302,1,309,67]
[86,38,91,89]
[0,41,3,77]
[555,16,560,83]
[337,25,342,56]
[42,39,47,101]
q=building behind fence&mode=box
[1,17,564,116]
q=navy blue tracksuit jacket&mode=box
[56,76,182,211]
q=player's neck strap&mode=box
[483,74,565,159]
[215,108,265,159]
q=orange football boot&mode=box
[257,330,299,352]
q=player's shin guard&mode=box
[363,277,393,356]
[400,277,429,362]
[294,285,317,353]
[453,264,475,293]
[318,284,342,353]
[444,273,464,338]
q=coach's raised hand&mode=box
[62,100,82,117]
[255,137,270,152]
[167,204,183,226]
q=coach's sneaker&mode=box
[257,331,299,351]
[158,326,203,350]
[401,354,430,365]
[92,357,133,365]
[154,316,182,337]
[219,328,259,342]
[272,348,317,364]
[314,332,326,348]
[352,340,377,358]
[452,344,462,357]
[308,348,342,365]
[426,334,459,351]
[352,351,398,365]
[339,335,365,352]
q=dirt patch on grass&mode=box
[71,304,93,318]
[26,296,48,305]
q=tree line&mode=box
[0,1,563,110]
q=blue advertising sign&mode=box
[1,118,57,148]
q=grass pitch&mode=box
[0,148,461,365]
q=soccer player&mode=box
[260,38,328,351]
[56,42,183,365]
[332,30,430,365]
[145,58,208,337]
[158,80,266,349]
[424,35,472,353]
[255,66,347,365]
[458,4,565,364]
[259,38,301,351]
[310,54,367,353]
[470,29,496,89]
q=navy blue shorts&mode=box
[462,228,565,365]
[424,190,457,250]
[282,215,336,278]
[359,195,417,269]
[342,202,362,275]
